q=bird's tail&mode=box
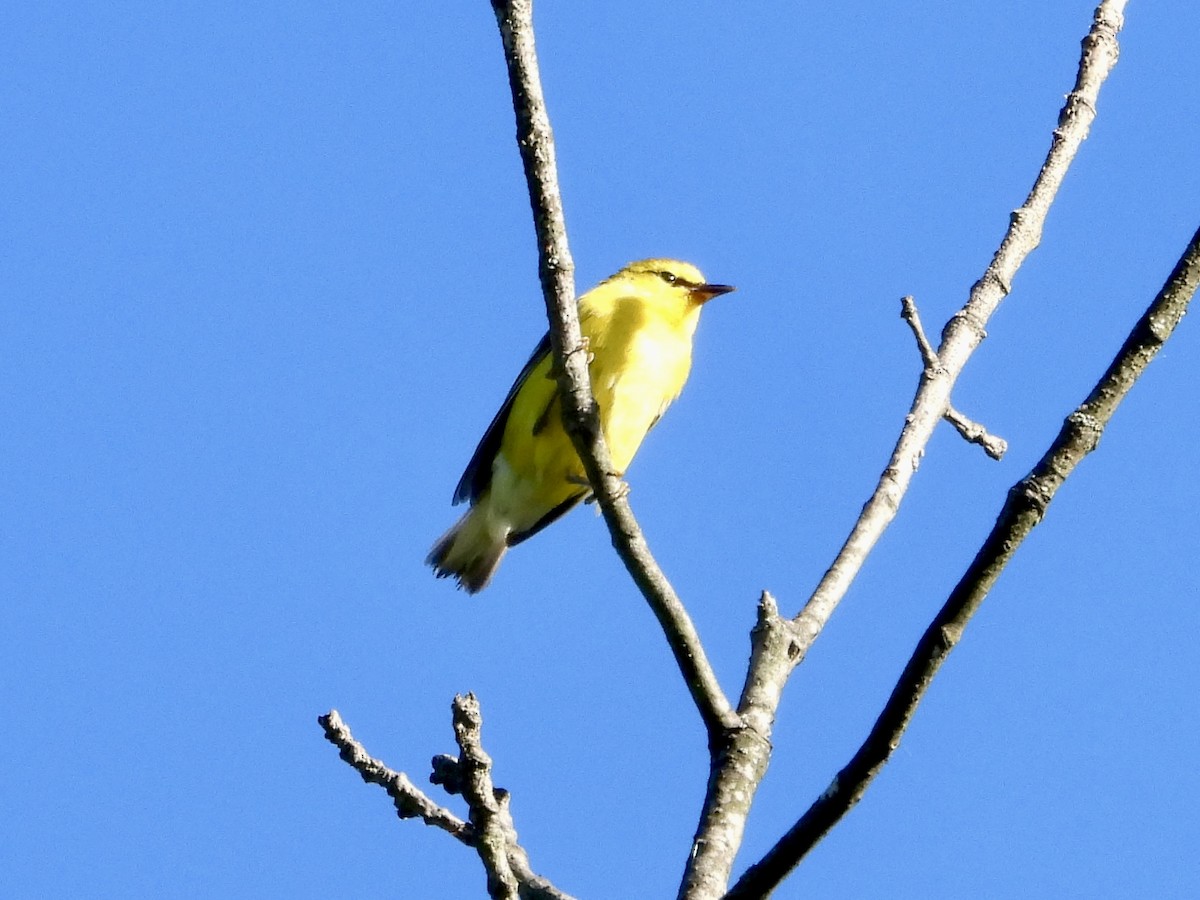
[426,505,509,594]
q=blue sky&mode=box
[4,2,1198,898]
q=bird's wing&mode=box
[452,332,553,505]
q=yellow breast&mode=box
[586,293,698,471]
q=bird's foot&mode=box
[575,473,630,505]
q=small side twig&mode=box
[726,221,1200,900]
[945,404,1008,460]
[901,295,942,371]
[318,709,471,841]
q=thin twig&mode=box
[683,5,1129,898]
[900,295,942,371]
[318,710,472,841]
[726,222,1200,900]
[488,0,737,739]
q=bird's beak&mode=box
[691,283,736,303]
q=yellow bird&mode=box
[427,258,734,593]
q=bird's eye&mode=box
[659,270,678,284]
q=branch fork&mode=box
[319,699,575,900]
[902,294,1008,460]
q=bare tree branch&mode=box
[726,222,1200,900]
[449,694,573,900]
[488,0,737,739]
[318,709,472,841]
[679,594,806,900]
[680,4,1128,897]
[795,0,1127,656]
[319,705,576,900]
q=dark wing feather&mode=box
[452,332,553,505]
[507,491,588,546]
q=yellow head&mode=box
[601,258,736,310]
